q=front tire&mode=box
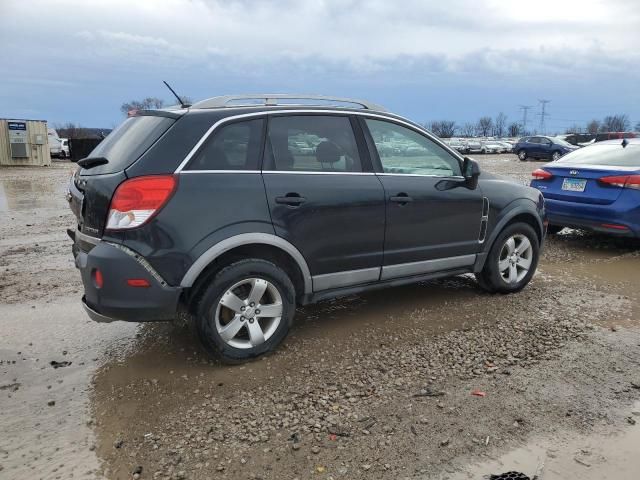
[476,222,539,293]
[518,150,528,161]
[194,259,296,363]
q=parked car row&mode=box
[443,137,515,154]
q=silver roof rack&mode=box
[191,94,386,111]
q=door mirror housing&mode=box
[462,157,481,190]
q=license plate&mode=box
[561,178,587,192]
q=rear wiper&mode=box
[77,157,108,169]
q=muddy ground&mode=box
[1,155,639,480]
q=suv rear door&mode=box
[262,114,385,291]
[361,117,484,279]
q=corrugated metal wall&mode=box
[0,119,52,167]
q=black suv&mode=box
[68,94,545,362]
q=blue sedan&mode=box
[530,139,640,237]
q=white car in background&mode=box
[480,140,504,154]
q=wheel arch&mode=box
[474,202,544,272]
[180,234,312,304]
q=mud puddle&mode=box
[452,402,640,480]
[0,301,138,479]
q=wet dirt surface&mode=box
[1,155,639,480]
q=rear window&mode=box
[186,119,264,171]
[557,144,640,167]
[83,115,174,175]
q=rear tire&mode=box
[551,150,562,161]
[518,150,527,161]
[193,259,296,363]
[476,222,539,294]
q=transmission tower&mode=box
[537,99,551,134]
[519,105,533,133]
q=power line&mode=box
[537,99,551,134]
[519,105,533,132]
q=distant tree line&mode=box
[54,122,109,140]
[425,112,523,139]
[426,112,638,138]
[567,114,635,135]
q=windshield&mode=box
[556,144,640,167]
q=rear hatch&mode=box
[537,165,629,205]
[68,113,177,238]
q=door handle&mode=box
[389,193,413,205]
[275,193,306,206]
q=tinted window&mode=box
[557,144,640,167]
[528,137,541,144]
[266,116,362,172]
[365,119,461,176]
[187,119,264,171]
[86,115,174,175]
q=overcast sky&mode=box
[1,0,639,133]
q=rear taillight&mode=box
[532,169,553,180]
[599,174,640,190]
[106,175,177,230]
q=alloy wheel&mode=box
[214,278,283,349]
[498,234,533,284]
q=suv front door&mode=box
[362,118,484,280]
[262,114,386,291]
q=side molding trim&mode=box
[312,267,381,292]
[180,233,313,293]
[381,254,476,280]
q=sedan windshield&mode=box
[556,144,640,167]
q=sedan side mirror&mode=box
[463,157,481,190]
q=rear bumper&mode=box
[545,198,639,237]
[73,239,181,322]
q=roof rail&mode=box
[190,94,386,111]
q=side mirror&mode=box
[463,157,481,190]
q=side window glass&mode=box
[364,119,461,176]
[266,115,362,172]
[187,119,264,171]
[529,137,541,144]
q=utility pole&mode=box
[537,99,551,134]
[519,105,533,133]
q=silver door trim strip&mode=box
[178,170,261,174]
[380,254,476,280]
[174,109,463,172]
[312,267,381,292]
[377,173,465,179]
[262,170,376,176]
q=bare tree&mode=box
[586,120,600,135]
[120,97,165,115]
[508,122,522,138]
[460,123,475,137]
[428,120,456,138]
[635,121,640,131]
[476,116,493,137]
[494,112,507,138]
[565,124,583,134]
[600,114,630,133]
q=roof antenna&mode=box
[621,138,628,148]
[163,80,191,108]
